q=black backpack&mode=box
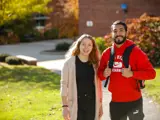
[104,44,145,90]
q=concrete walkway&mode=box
[0,39,73,61]
[0,40,160,120]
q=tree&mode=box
[58,0,78,38]
[0,0,52,25]
[64,0,79,20]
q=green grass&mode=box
[0,66,159,120]
[0,66,62,120]
[144,68,160,104]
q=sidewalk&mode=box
[0,39,73,61]
[1,40,160,120]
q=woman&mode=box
[60,34,103,120]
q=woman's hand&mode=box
[99,103,103,118]
[62,107,70,120]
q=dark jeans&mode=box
[110,97,144,120]
[77,94,95,120]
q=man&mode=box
[98,20,156,120]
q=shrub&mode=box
[55,42,71,51]
[95,37,107,53]
[33,30,42,41]
[44,28,59,39]
[0,53,11,62]
[0,33,20,44]
[20,30,42,42]
[1,18,34,44]
[7,33,20,44]
[5,56,23,65]
[126,13,160,66]
[95,35,113,53]
[0,36,7,44]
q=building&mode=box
[79,0,160,36]
[35,0,160,37]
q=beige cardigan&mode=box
[60,56,102,120]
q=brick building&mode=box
[79,0,160,36]
[36,0,160,37]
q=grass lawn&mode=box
[0,65,62,120]
[144,68,160,104]
[0,65,159,120]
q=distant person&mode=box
[98,20,156,120]
[60,34,103,120]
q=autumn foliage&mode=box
[49,0,78,38]
[126,13,160,66]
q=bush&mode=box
[7,33,20,44]
[5,56,23,65]
[1,18,34,44]
[0,36,7,44]
[0,53,11,62]
[55,42,71,51]
[126,13,160,66]
[33,30,42,41]
[95,35,112,53]
[44,28,59,39]
[95,37,107,53]
[0,33,20,45]
[20,30,42,42]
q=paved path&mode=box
[0,39,73,61]
[0,40,160,120]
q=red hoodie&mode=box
[98,40,156,102]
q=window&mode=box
[33,14,49,29]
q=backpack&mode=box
[104,44,145,90]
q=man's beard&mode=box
[113,35,126,45]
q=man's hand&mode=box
[103,65,111,78]
[121,65,133,78]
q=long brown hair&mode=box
[65,34,100,68]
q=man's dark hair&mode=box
[111,20,127,31]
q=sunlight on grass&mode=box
[145,68,160,104]
[0,66,62,120]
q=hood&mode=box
[114,39,135,54]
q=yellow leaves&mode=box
[0,0,52,25]
[64,0,79,19]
